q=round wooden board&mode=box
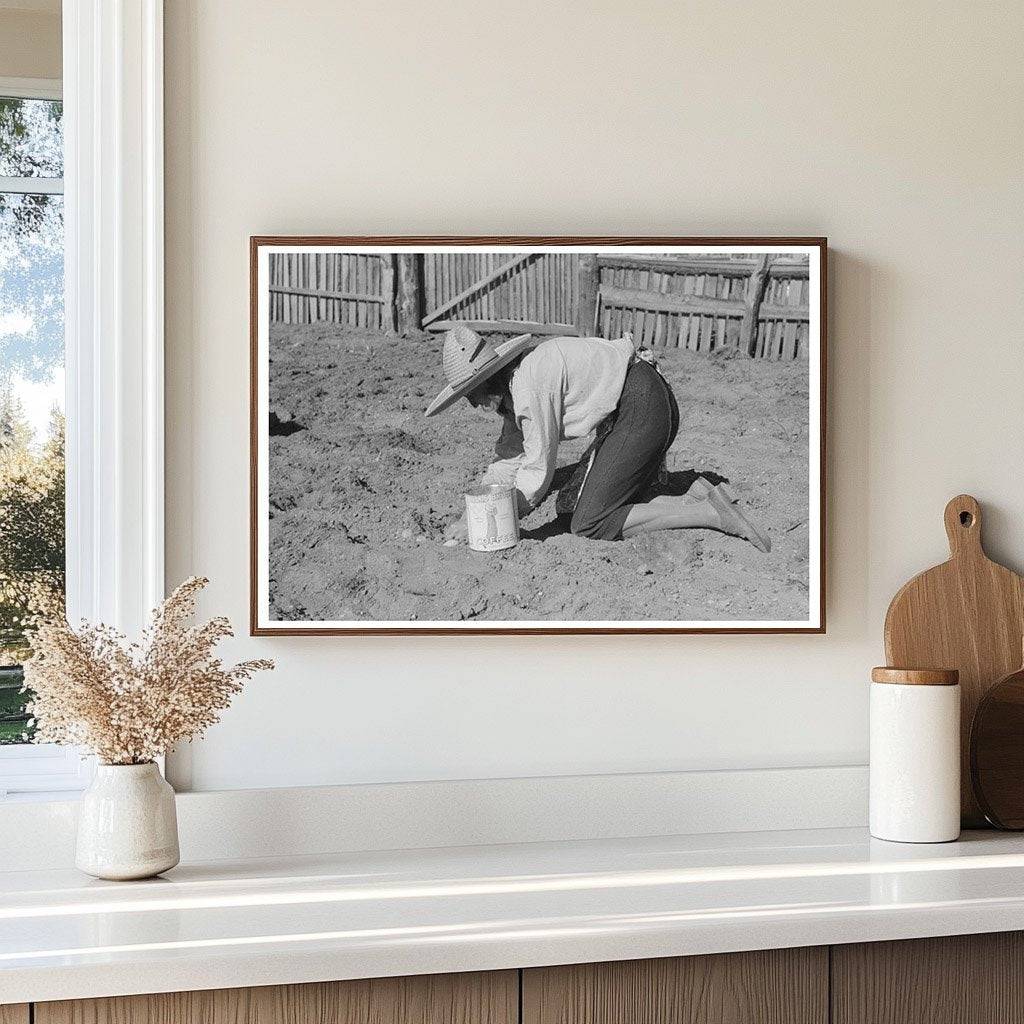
[970,664,1024,829]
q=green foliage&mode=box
[0,97,62,240]
[0,97,62,173]
[0,394,65,742]
[1,97,65,741]
[0,404,64,574]
[0,667,30,744]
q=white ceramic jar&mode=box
[869,667,960,843]
[76,762,180,880]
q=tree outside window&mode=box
[0,94,65,744]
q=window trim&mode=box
[0,743,93,798]
[0,77,61,101]
[0,2,165,798]
[0,176,63,195]
[64,0,165,637]
[0,78,64,197]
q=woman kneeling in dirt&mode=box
[425,325,769,551]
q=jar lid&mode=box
[871,667,959,686]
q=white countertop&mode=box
[4,826,1024,1004]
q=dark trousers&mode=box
[570,359,680,541]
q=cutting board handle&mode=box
[944,494,983,559]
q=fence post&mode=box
[576,254,600,336]
[379,254,398,334]
[396,254,423,335]
[741,254,771,357]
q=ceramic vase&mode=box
[76,762,180,880]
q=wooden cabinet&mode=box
[21,932,1024,1024]
[34,971,517,1024]
[522,948,827,1024]
[832,932,1024,1024]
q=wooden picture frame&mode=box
[251,237,827,635]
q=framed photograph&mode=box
[250,237,826,635]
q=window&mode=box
[0,5,166,798]
[0,80,84,797]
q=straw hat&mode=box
[424,325,535,417]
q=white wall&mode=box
[164,0,1024,792]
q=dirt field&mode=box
[267,326,811,623]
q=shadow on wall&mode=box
[826,250,872,637]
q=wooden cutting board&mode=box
[884,494,1024,826]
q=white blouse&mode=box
[481,335,634,511]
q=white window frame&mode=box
[0,77,61,101]
[0,76,64,194]
[0,0,165,799]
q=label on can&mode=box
[465,485,519,552]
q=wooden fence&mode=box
[421,253,580,337]
[269,252,393,332]
[268,251,811,359]
[595,255,811,359]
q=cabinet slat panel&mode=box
[35,971,517,1024]
[832,932,1024,1024]
[522,948,827,1024]
[0,1006,29,1024]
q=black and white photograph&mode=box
[251,239,825,634]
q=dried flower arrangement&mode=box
[22,577,273,765]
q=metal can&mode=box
[465,484,519,552]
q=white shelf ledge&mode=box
[4,827,1024,1004]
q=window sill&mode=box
[0,744,93,799]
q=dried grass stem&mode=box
[23,577,273,765]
